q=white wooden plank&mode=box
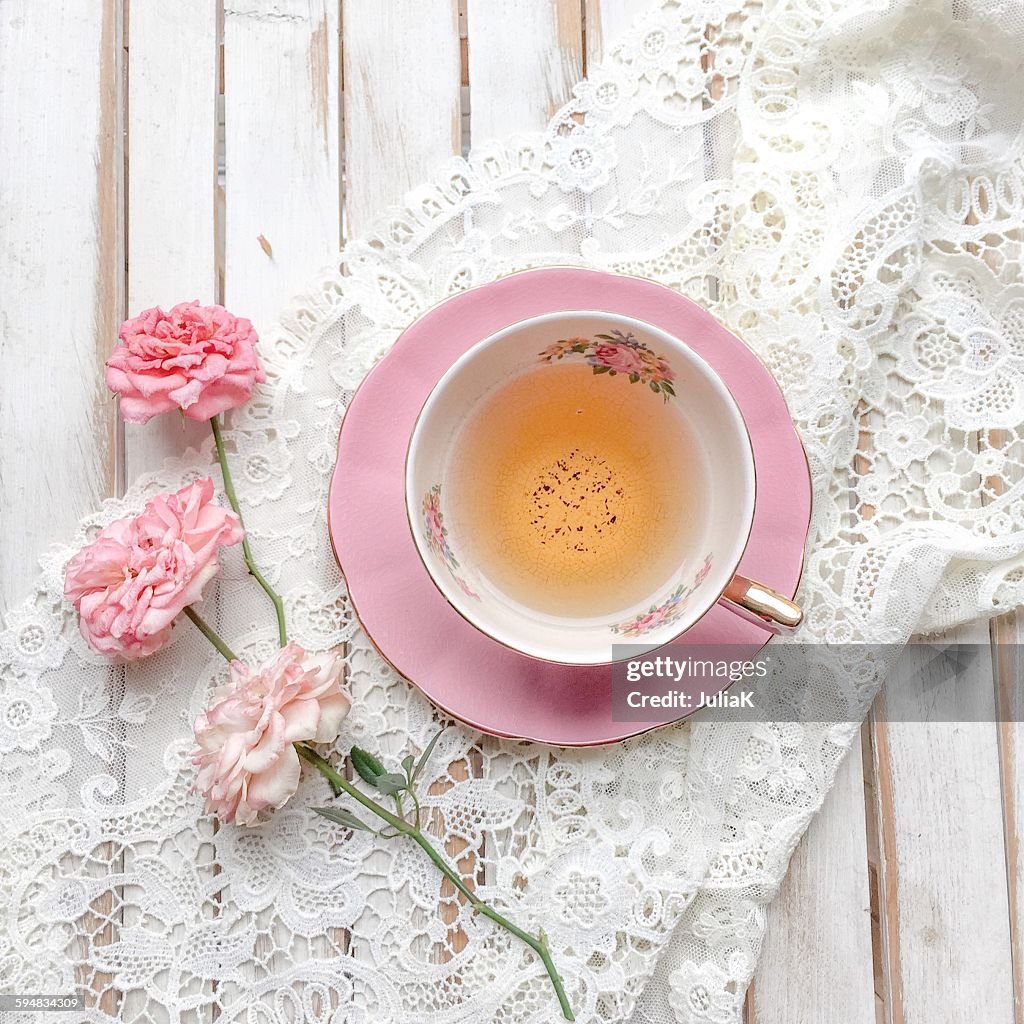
[121,6,223,1023]
[1,5,125,1017]
[584,0,638,68]
[125,0,220,478]
[749,413,878,1020]
[0,0,124,611]
[219,0,343,1010]
[466,0,583,140]
[870,622,1015,1024]
[994,611,1023,1018]
[339,1,466,984]
[223,0,341,327]
[342,0,462,238]
[750,741,877,1024]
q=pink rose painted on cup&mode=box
[592,342,646,376]
[612,554,713,638]
[695,554,713,586]
[106,301,266,423]
[422,485,456,565]
[540,337,587,361]
[424,491,447,556]
[631,606,672,634]
[191,643,352,825]
[538,329,677,401]
[63,478,244,659]
[421,484,479,601]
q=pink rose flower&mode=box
[106,301,266,423]
[593,343,646,376]
[63,478,243,659]
[191,644,352,825]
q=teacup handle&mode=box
[720,575,803,634]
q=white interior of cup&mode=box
[405,311,755,664]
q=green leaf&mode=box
[592,365,611,374]
[608,370,617,376]
[313,806,374,833]
[350,747,386,788]
[376,773,409,796]
[401,753,415,774]
[629,373,640,383]
[594,333,615,341]
[412,726,447,785]
[649,381,660,393]
[661,381,676,396]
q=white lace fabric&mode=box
[3,1,1024,1021]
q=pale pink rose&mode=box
[63,479,243,659]
[191,644,352,825]
[592,343,646,376]
[106,301,266,423]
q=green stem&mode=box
[184,606,238,662]
[296,744,574,1020]
[210,414,288,647]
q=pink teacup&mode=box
[405,311,801,665]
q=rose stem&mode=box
[183,611,577,1018]
[209,414,288,646]
[183,606,238,662]
[296,743,575,1021]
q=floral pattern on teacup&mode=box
[611,553,713,638]
[421,485,479,601]
[539,330,676,402]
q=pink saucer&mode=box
[329,269,810,745]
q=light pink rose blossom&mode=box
[592,343,646,376]
[63,478,243,659]
[106,301,266,423]
[191,644,352,825]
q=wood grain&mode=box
[751,743,878,1024]
[465,0,583,139]
[584,0,638,70]
[0,0,124,610]
[125,0,220,476]
[223,0,341,327]
[869,622,1015,1024]
[993,608,1023,1024]
[342,0,462,238]
[220,0,343,1006]
[121,4,224,1020]
[340,0,469,985]
[0,4,125,1016]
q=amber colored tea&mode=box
[448,362,702,618]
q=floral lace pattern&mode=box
[3,2,1024,1022]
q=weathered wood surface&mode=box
[0,4,1019,1023]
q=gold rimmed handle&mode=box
[721,575,803,634]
